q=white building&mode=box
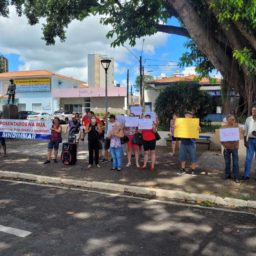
[0,70,126,114]
[88,54,114,88]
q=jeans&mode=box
[223,148,239,179]
[244,138,256,177]
[110,147,123,169]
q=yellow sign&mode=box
[174,118,200,139]
[14,78,51,92]
[14,78,50,85]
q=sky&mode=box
[0,6,207,89]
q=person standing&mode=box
[177,111,200,176]
[7,79,16,105]
[140,114,157,171]
[66,113,81,143]
[109,122,124,171]
[44,117,62,164]
[221,114,240,183]
[242,105,256,180]
[170,113,178,156]
[84,116,102,168]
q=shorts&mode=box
[0,138,5,146]
[143,140,156,151]
[127,135,139,150]
[179,143,196,163]
[48,141,60,150]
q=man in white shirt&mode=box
[242,106,256,180]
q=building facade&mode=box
[88,54,114,88]
[0,70,126,114]
[0,56,8,73]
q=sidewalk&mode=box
[1,138,256,208]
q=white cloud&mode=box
[181,66,197,76]
[0,7,169,82]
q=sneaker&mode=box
[241,176,250,180]
[117,168,122,171]
[234,178,240,183]
[88,164,92,168]
[101,158,108,162]
[177,168,185,175]
[53,159,58,163]
[44,160,50,164]
[225,175,232,180]
[111,168,116,171]
[96,164,101,168]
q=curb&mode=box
[0,171,255,209]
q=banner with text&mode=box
[219,127,240,142]
[0,119,52,140]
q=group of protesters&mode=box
[41,105,256,183]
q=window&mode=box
[18,103,26,111]
[84,98,91,112]
[64,104,82,113]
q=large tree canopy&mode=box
[2,0,256,114]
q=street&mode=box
[0,180,256,256]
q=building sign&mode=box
[0,119,52,140]
[15,78,51,92]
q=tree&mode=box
[2,1,256,114]
[135,74,154,91]
[155,83,214,129]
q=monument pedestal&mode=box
[3,104,18,119]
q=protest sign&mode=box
[144,112,157,122]
[125,116,139,127]
[219,127,240,142]
[174,118,199,139]
[138,119,153,130]
[130,106,142,116]
[0,119,52,140]
[116,115,125,125]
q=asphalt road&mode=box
[0,180,256,256]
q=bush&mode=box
[155,83,215,129]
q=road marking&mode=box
[0,225,32,238]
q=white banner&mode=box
[0,119,52,140]
[130,106,142,116]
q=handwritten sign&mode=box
[174,118,199,139]
[219,127,240,142]
[138,119,153,130]
[130,106,142,116]
[125,117,139,127]
[0,119,52,140]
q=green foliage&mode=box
[180,40,215,77]
[155,83,215,129]
[135,74,154,90]
[233,48,256,73]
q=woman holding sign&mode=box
[140,114,157,171]
[124,114,140,168]
[221,114,240,183]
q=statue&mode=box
[7,79,16,105]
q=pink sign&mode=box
[219,128,240,142]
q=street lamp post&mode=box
[100,58,112,114]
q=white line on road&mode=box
[0,225,32,238]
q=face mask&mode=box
[91,119,96,124]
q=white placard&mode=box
[125,117,139,127]
[116,115,125,125]
[220,127,240,142]
[144,112,157,122]
[130,106,142,116]
[138,119,153,130]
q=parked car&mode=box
[18,111,38,119]
[53,110,73,124]
[27,112,52,121]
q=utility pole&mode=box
[126,69,129,112]
[139,55,143,106]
